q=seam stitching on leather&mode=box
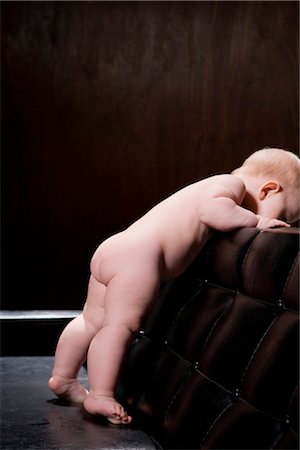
[199,403,233,448]
[281,253,299,302]
[238,315,278,387]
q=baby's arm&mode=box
[198,175,289,231]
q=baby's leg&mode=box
[48,275,106,403]
[84,267,160,424]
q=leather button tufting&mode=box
[134,329,145,343]
[276,299,285,313]
[281,415,290,431]
[231,388,240,402]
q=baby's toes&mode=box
[113,403,124,418]
[117,406,132,424]
[122,414,132,425]
[108,416,123,425]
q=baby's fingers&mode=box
[256,215,291,230]
[269,219,290,228]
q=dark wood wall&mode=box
[2,1,299,309]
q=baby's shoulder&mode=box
[201,173,246,201]
[203,173,244,188]
[217,173,245,188]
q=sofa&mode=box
[117,227,299,449]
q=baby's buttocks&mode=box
[90,231,163,286]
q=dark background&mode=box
[2,1,299,310]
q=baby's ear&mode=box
[258,180,281,200]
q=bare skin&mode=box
[49,171,299,424]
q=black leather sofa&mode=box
[118,227,299,450]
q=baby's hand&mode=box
[256,215,290,230]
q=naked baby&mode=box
[49,148,300,424]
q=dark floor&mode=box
[0,356,158,449]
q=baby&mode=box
[49,147,300,424]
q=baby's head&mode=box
[233,148,299,187]
[233,147,300,223]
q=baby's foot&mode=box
[84,393,132,425]
[48,374,88,403]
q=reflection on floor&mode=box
[1,357,157,449]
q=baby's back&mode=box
[126,176,215,279]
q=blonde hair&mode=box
[232,147,300,188]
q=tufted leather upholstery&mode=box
[118,228,299,449]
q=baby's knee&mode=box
[105,313,143,335]
[125,318,143,335]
